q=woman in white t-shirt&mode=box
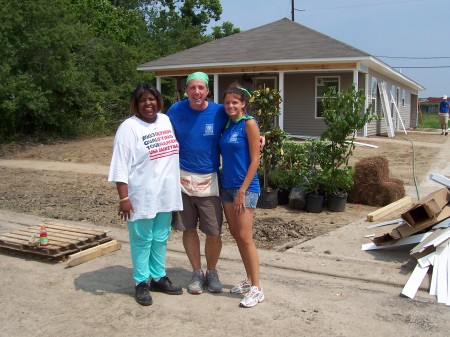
[108,83,183,306]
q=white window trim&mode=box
[315,76,340,119]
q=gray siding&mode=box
[284,72,354,137]
[367,70,416,136]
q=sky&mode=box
[209,0,450,99]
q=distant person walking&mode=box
[108,83,183,306]
[438,95,449,136]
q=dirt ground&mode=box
[0,129,447,250]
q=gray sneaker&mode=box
[205,269,223,293]
[188,270,204,294]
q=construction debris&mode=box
[366,196,412,222]
[0,220,119,265]
[362,173,450,306]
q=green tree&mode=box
[319,84,379,195]
[0,0,153,141]
[144,0,223,57]
[211,21,240,39]
[0,0,228,141]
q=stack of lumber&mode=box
[362,173,450,306]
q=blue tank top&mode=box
[219,116,260,193]
[167,100,228,174]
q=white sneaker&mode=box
[239,286,265,308]
[230,278,252,294]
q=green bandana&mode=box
[225,115,254,129]
[239,87,252,98]
[186,72,209,87]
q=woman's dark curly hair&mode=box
[129,83,164,115]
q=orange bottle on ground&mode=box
[39,225,48,246]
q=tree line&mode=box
[0,0,239,142]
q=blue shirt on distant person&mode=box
[439,99,449,114]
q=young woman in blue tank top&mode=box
[219,82,264,308]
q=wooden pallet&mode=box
[0,220,114,261]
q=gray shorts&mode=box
[172,192,223,236]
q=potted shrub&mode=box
[250,87,288,208]
[319,84,379,211]
[321,166,354,211]
[268,140,308,205]
[268,164,302,205]
[301,139,327,213]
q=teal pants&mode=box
[127,212,172,284]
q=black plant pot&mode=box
[257,188,279,209]
[327,193,348,212]
[277,189,290,206]
[305,193,324,213]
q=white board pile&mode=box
[401,222,450,304]
[363,173,450,305]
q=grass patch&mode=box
[419,113,440,129]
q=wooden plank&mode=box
[430,248,440,297]
[410,228,450,257]
[378,82,395,137]
[436,244,449,304]
[1,229,92,248]
[0,222,115,260]
[366,196,412,222]
[66,240,121,267]
[26,226,99,241]
[401,263,429,299]
[361,232,432,251]
[0,232,70,249]
[43,220,109,236]
[447,246,450,306]
[151,62,359,77]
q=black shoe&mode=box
[446,132,448,136]
[150,276,183,295]
[135,282,153,306]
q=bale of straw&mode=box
[354,156,390,184]
[349,178,405,207]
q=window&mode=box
[253,76,277,91]
[315,77,339,118]
[402,89,406,107]
[371,77,378,99]
[370,77,378,115]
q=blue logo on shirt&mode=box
[229,132,239,143]
[204,124,214,136]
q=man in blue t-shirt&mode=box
[438,95,449,136]
[167,72,228,295]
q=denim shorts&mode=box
[220,189,259,209]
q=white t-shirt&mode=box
[108,114,183,221]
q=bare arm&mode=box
[116,182,134,220]
[234,119,261,214]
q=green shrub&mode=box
[266,140,310,192]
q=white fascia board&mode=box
[137,57,368,72]
[363,57,424,91]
